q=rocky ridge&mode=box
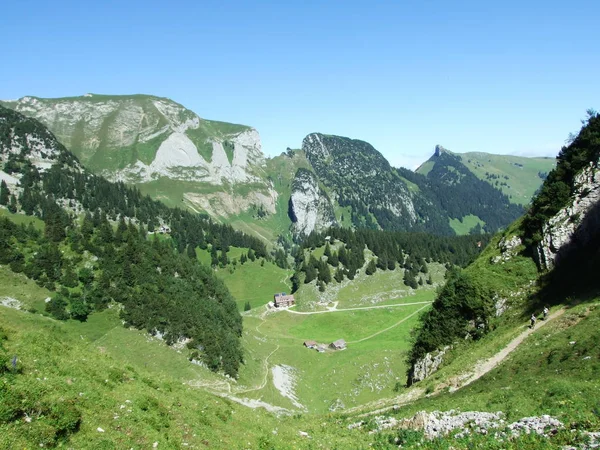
[361,410,563,440]
[2,94,266,185]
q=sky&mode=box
[1,0,599,169]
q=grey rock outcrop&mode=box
[288,169,336,236]
[491,235,522,264]
[410,346,450,384]
[535,161,600,270]
[368,409,562,440]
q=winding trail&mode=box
[347,304,431,343]
[350,307,566,417]
[458,308,565,388]
[285,301,432,315]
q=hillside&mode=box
[417,145,556,206]
[0,105,274,377]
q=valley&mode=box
[0,104,598,449]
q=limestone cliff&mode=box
[2,94,266,185]
[288,168,336,236]
[535,160,600,270]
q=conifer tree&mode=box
[0,180,9,205]
[365,259,377,275]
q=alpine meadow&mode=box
[1,3,600,447]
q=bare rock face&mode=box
[4,95,266,186]
[535,161,600,270]
[410,346,450,384]
[289,168,336,236]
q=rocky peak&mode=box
[434,144,447,157]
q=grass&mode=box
[459,152,556,205]
[238,303,429,412]
[216,261,292,311]
[389,301,600,429]
[449,214,485,235]
[0,265,51,313]
[0,208,45,230]
[0,305,380,449]
[194,246,292,310]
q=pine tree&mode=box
[186,244,196,259]
[318,263,332,284]
[365,259,377,275]
[0,180,9,206]
[244,301,251,311]
[7,195,17,213]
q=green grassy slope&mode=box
[459,152,556,205]
[460,152,556,205]
[416,150,555,206]
[0,304,380,449]
[448,214,485,235]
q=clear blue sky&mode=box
[1,0,598,168]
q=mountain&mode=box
[417,145,556,205]
[1,94,277,219]
[409,145,526,233]
[289,133,533,236]
[0,105,271,378]
[407,111,600,385]
[2,96,553,241]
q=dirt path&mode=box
[350,308,566,417]
[285,301,432,315]
[235,344,280,394]
[347,304,430,344]
[457,308,565,388]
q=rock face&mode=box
[535,160,600,270]
[288,168,336,236]
[1,95,280,223]
[301,133,420,231]
[409,346,450,384]
[2,94,266,185]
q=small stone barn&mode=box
[329,339,347,350]
[274,293,295,307]
[303,340,317,349]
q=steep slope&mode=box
[417,145,555,206]
[407,111,600,385]
[1,94,277,221]
[288,168,337,236]
[299,133,454,235]
[413,147,525,233]
[0,105,271,377]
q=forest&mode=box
[0,106,264,377]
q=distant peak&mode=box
[434,145,447,157]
